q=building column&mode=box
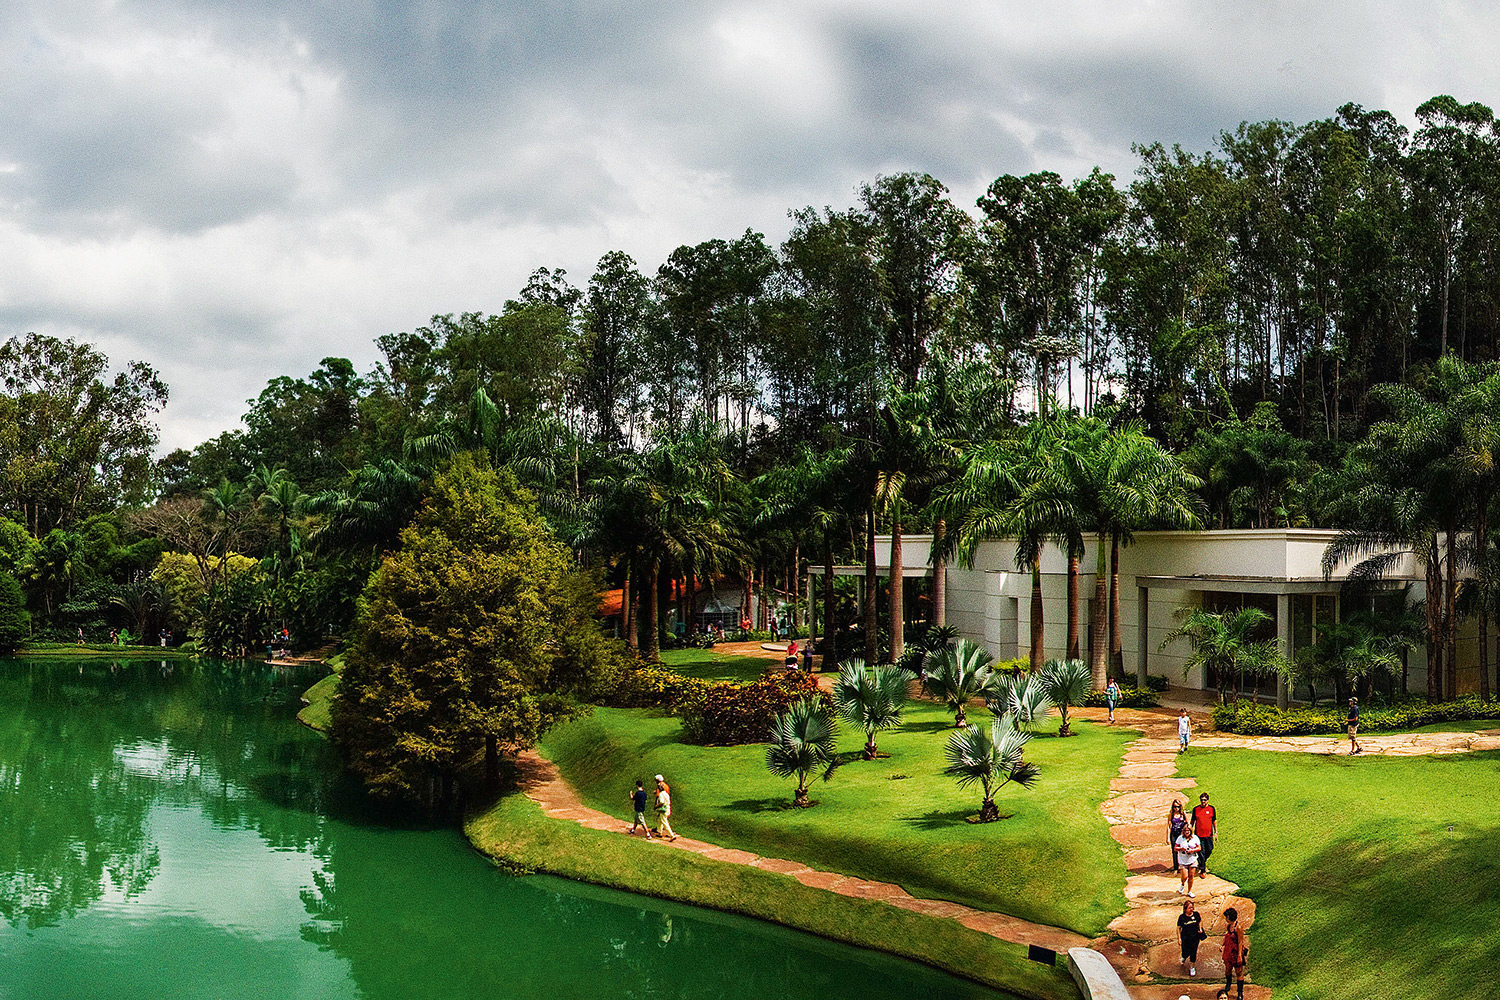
[1276,592,1292,710]
[1136,585,1149,689]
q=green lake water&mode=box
[0,657,1013,999]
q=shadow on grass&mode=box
[1245,824,1500,999]
[724,797,798,814]
[902,719,958,734]
[900,808,978,829]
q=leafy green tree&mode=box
[1163,607,1285,704]
[986,673,1053,733]
[764,697,838,807]
[923,639,998,727]
[333,455,619,805]
[0,571,28,651]
[942,716,1039,823]
[1039,658,1091,736]
[580,251,649,443]
[832,660,907,759]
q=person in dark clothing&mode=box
[1168,799,1187,874]
[1347,696,1362,754]
[1222,906,1248,1000]
[626,779,653,838]
[1177,899,1204,977]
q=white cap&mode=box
[654,774,664,782]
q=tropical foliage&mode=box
[833,660,908,759]
[942,716,1040,823]
[765,697,839,807]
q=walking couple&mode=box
[627,775,678,842]
[1169,791,1218,898]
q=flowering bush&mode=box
[679,670,832,746]
[602,662,713,709]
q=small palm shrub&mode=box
[1039,658,1091,736]
[987,673,1053,733]
[765,697,839,807]
[833,659,908,759]
[942,716,1039,822]
[924,638,998,727]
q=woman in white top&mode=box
[653,775,678,842]
[1174,826,1202,897]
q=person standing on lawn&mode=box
[1177,709,1191,751]
[1174,823,1201,898]
[1105,678,1121,724]
[653,775,678,842]
[1192,792,1218,876]
[1347,696,1362,754]
[626,779,653,838]
[1221,906,1249,1000]
[1168,799,1188,874]
[1177,899,1204,977]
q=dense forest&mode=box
[3,96,1500,706]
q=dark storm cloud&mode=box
[0,0,1491,447]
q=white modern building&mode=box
[821,530,1476,702]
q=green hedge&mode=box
[600,663,713,709]
[1083,685,1158,708]
[1212,696,1500,735]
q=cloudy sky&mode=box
[0,0,1492,450]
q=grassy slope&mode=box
[17,642,197,657]
[464,789,1078,1000]
[542,700,1131,935]
[1176,747,1500,1000]
[658,647,774,682]
[296,653,344,732]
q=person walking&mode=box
[1174,822,1201,898]
[1347,696,1362,755]
[1168,799,1188,874]
[1221,906,1249,1000]
[626,779,653,838]
[1177,709,1191,752]
[1192,792,1218,876]
[653,775,678,842]
[785,638,799,670]
[1105,678,1121,724]
[1177,899,1205,977]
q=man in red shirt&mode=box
[1191,792,1218,876]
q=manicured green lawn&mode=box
[1176,747,1500,1000]
[541,700,1132,935]
[659,647,774,682]
[465,788,1079,1000]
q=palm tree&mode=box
[1163,607,1286,704]
[924,638,998,727]
[833,660,907,759]
[986,673,1053,733]
[942,716,1039,823]
[307,459,424,555]
[1039,658,1091,736]
[765,697,839,807]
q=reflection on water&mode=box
[0,657,1008,1000]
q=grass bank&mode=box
[464,786,1078,1000]
[17,642,198,658]
[296,653,344,732]
[541,700,1131,935]
[1176,747,1500,1000]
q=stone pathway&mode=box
[1188,728,1500,756]
[1082,706,1271,1000]
[511,750,1089,956]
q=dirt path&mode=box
[511,750,1090,955]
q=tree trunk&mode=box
[1481,501,1491,703]
[658,560,672,647]
[863,737,878,761]
[889,522,903,663]
[794,783,810,808]
[620,568,634,647]
[1446,515,1458,699]
[1066,548,1080,661]
[743,572,753,632]
[1426,535,1442,702]
[792,545,803,629]
[685,565,697,636]
[643,559,661,662]
[1109,533,1123,676]
[1089,535,1108,690]
[485,734,499,790]
[933,520,947,628]
[823,539,838,671]
[978,796,999,823]
[864,506,879,666]
[1029,555,1044,669]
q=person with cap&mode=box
[1347,696,1362,754]
[653,775,677,841]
